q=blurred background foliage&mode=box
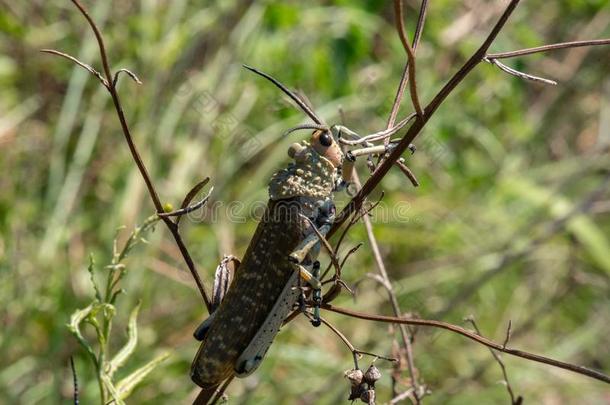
[1,0,609,403]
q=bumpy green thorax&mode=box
[268,140,338,201]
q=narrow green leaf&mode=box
[115,352,171,400]
[87,254,102,302]
[67,304,98,366]
[102,373,125,405]
[108,302,140,378]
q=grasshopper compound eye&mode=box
[318,131,333,147]
[312,130,343,168]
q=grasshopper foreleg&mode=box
[288,223,331,265]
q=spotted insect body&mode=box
[190,67,406,402]
[190,131,343,390]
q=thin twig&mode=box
[331,191,385,260]
[395,159,420,187]
[503,320,512,349]
[113,68,142,87]
[465,316,520,404]
[387,0,429,127]
[322,304,610,385]
[390,388,416,405]
[175,178,211,226]
[158,187,214,219]
[317,315,356,352]
[329,0,523,236]
[40,49,108,87]
[210,376,234,405]
[63,0,212,311]
[383,0,428,184]
[393,0,424,117]
[351,170,422,402]
[487,38,610,59]
[339,243,363,270]
[484,57,557,85]
[315,315,397,363]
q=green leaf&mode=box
[102,373,125,405]
[115,352,171,400]
[108,302,140,378]
[87,254,102,302]
[67,304,98,367]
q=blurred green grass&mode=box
[1,1,609,403]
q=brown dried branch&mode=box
[322,304,610,385]
[40,49,108,87]
[383,0,427,179]
[484,57,558,85]
[113,68,142,87]
[465,316,521,405]
[330,0,522,236]
[55,0,212,311]
[393,0,424,117]
[394,159,420,187]
[159,190,213,218]
[351,170,422,401]
[387,0,429,127]
[313,315,397,366]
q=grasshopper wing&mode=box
[191,199,306,388]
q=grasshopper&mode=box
[190,66,411,401]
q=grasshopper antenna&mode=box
[282,123,329,137]
[243,64,326,126]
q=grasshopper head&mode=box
[310,128,343,168]
[269,128,344,201]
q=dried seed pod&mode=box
[348,384,364,401]
[364,364,381,385]
[344,368,364,386]
[360,388,376,404]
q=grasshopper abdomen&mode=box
[191,198,311,387]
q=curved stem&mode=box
[69,0,211,311]
[330,0,522,235]
[322,304,610,385]
[393,0,424,117]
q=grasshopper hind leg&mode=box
[193,255,239,341]
[234,270,301,377]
